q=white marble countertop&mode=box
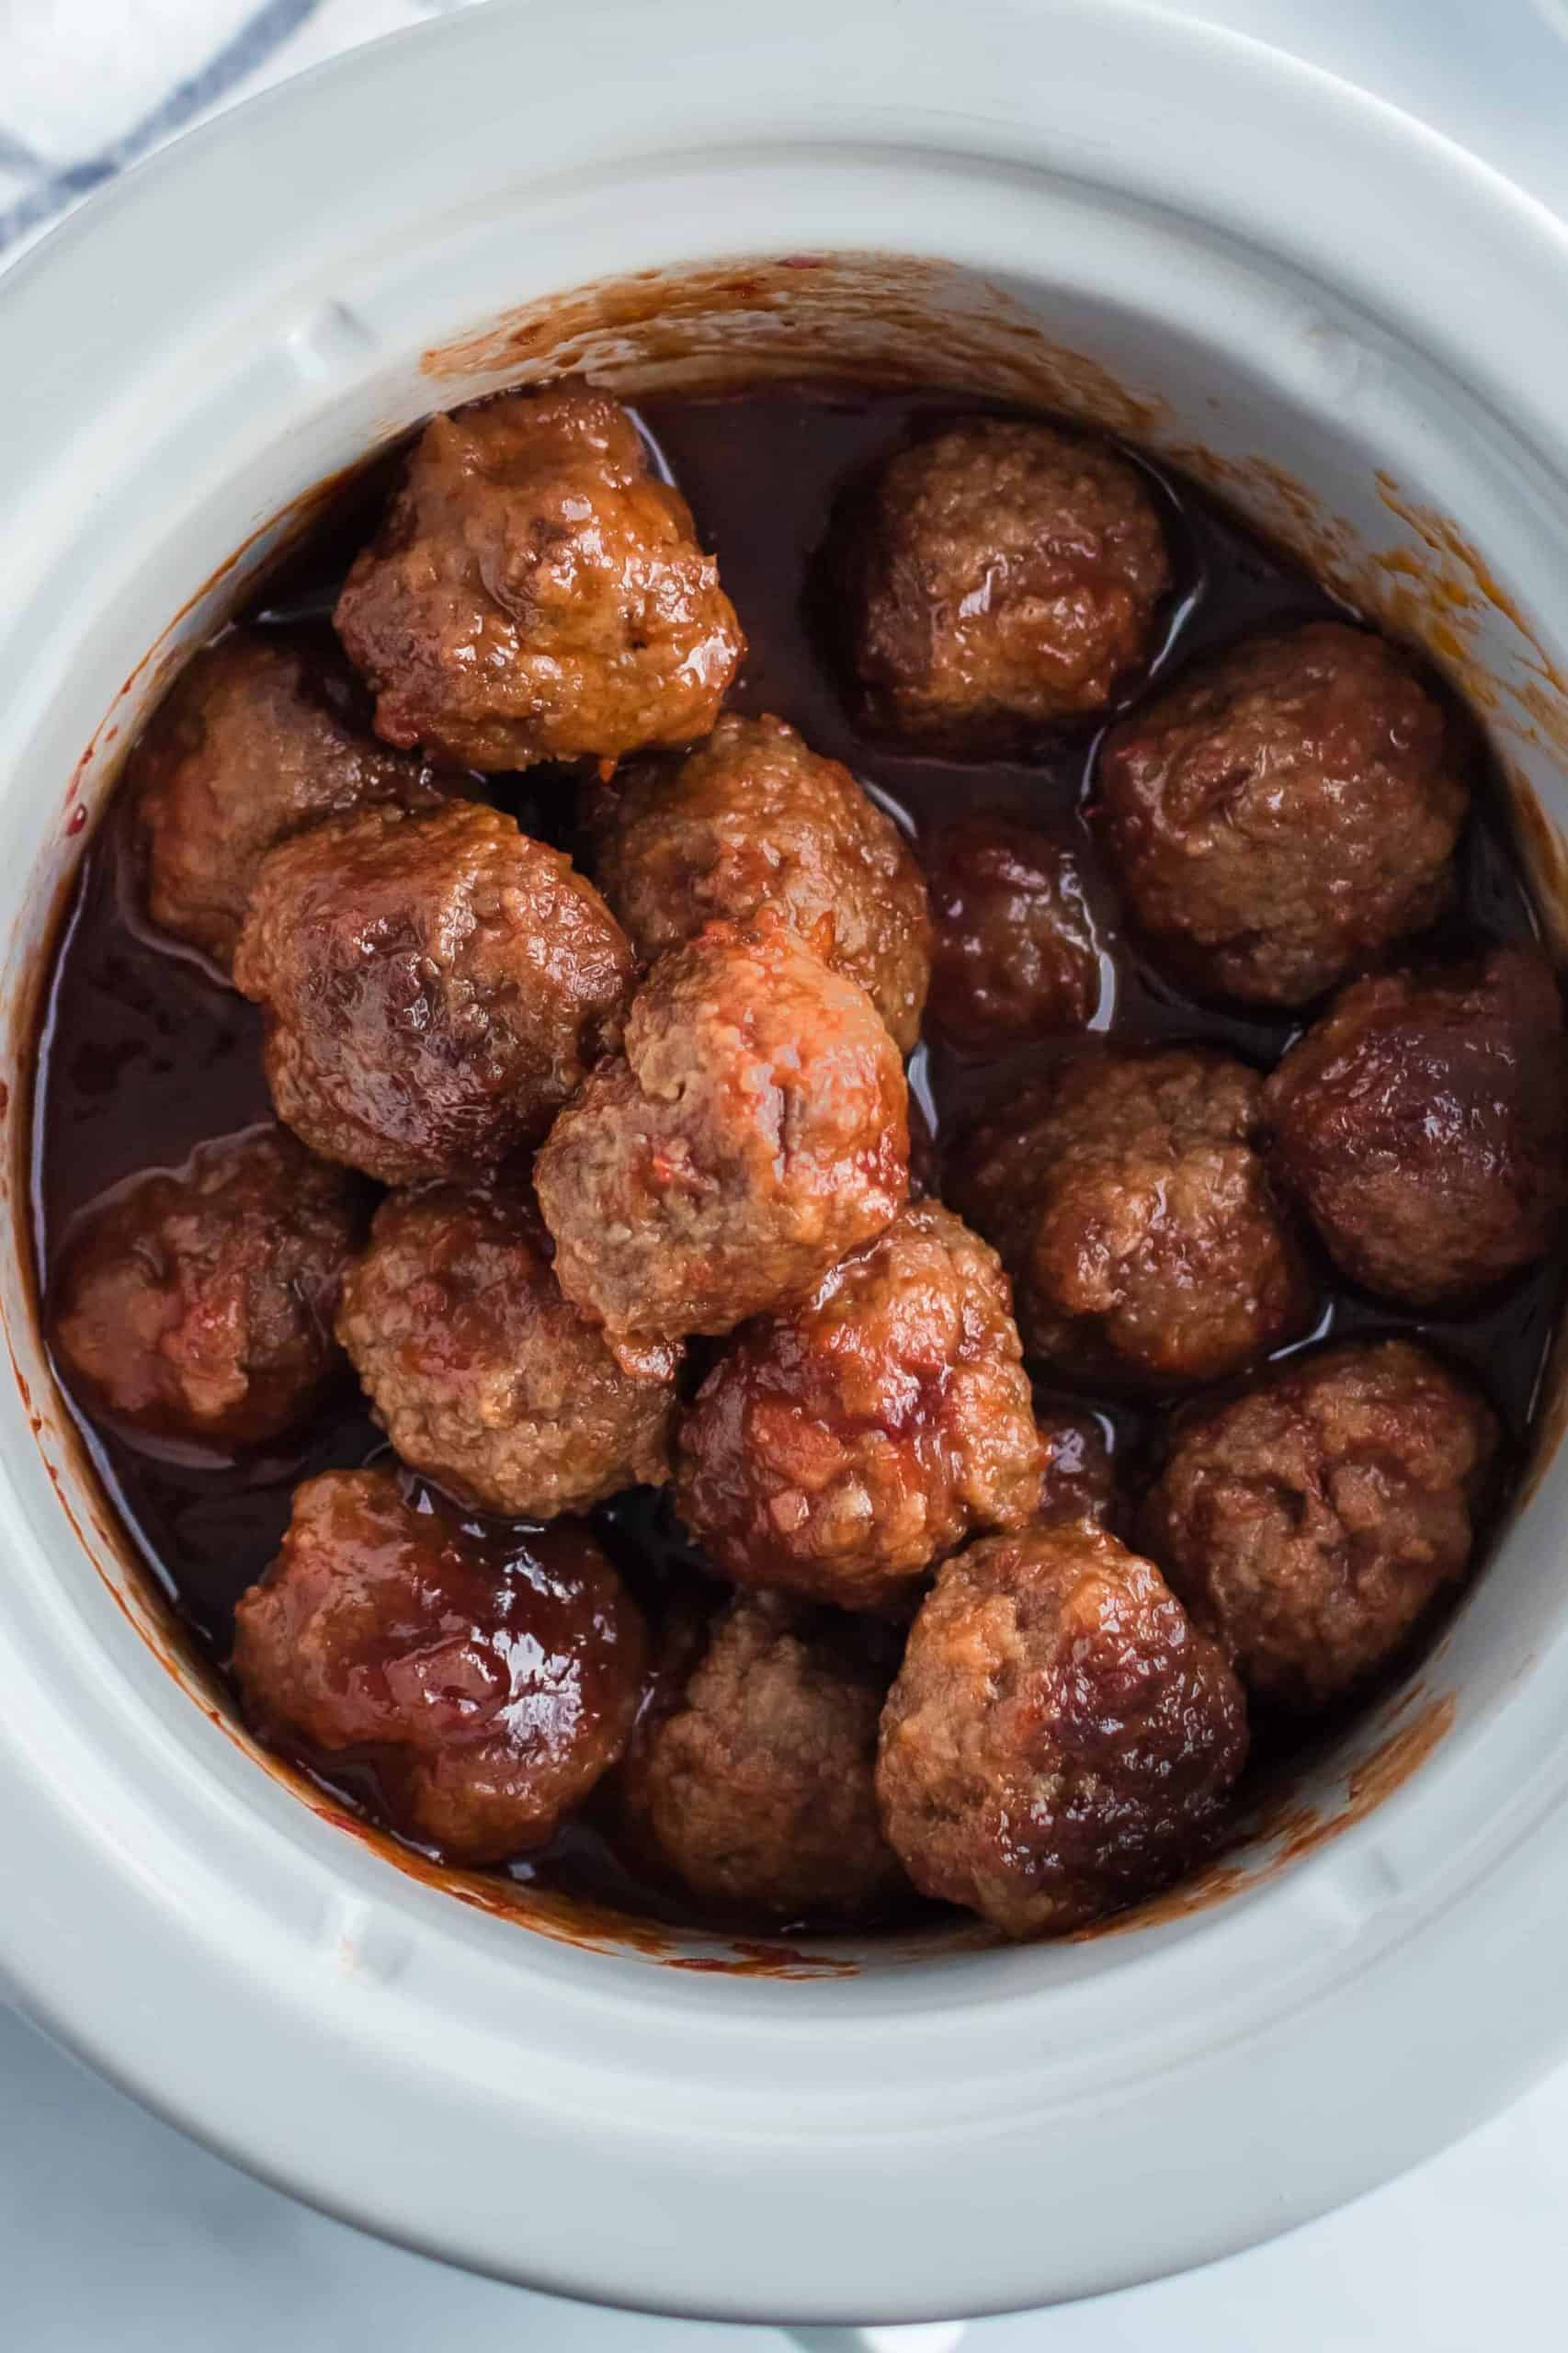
[6,4,1568,2345]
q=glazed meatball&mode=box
[335,385,744,770]
[950,1047,1310,1385]
[587,711,931,1052]
[1033,1405,1115,1527]
[1266,945,1568,1307]
[50,1125,362,1448]
[924,814,1100,1050]
[877,1523,1248,1938]
[674,1201,1044,1610]
[336,1188,677,1518]
[619,1593,907,1921]
[233,800,633,1186]
[847,416,1171,745]
[132,630,447,971]
[233,1468,646,1863]
[1096,622,1467,1006]
[534,912,909,1364]
[1141,1341,1498,1711]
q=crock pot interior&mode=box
[10,247,1568,1979]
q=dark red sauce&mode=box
[28,379,1562,1934]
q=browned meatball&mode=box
[924,814,1100,1051]
[233,800,633,1187]
[674,1201,1044,1610]
[848,417,1171,745]
[587,712,931,1052]
[950,1047,1311,1386]
[233,1468,646,1863]
[1266,945,1568,1307]
[1141,1341,1498,1711]
[336,1188,677,1518]
[1033,1405,1115,1527]
[335,385,744,771]
[1096,622,1467,1006]
[50,1125,362,1449]
[877,1523,1247,1938]
[132,630,447,971]
[534,912,909,1365]
[619,1593,907,1920]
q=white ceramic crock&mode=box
[5,0,1568,2326]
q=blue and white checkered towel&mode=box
[0,0,477,263]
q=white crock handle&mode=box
[786,2327,969,2352]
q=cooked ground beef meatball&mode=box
[619,1592,907,1920]
[877,1522,1247,1938]
[51,1124,362,1448]
[233,1468,645,1863]
[949,1046,1311,1385]
[924,814,1100,1051]
[335,385,744,770]
[587,711,931,1052]
[233,800,633,1186]
[534,912,909,1365]
[1096,622,1467,1006]
[1266,944,1568,1307]
[673,1201,1044,1609]
[336,1188,677,1518]
[847,417,1170,745]
[1033,1405,1115,1527]
[133,630,447,971]
[1141,1340,1498,1711]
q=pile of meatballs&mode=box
[49,383,1568,1941]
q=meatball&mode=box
[1266,944,1568,1307]
[950,1046,1311,1385]
[847,416,1171,745]
[587,711,931,1052]
[924,814,1100,1051]
[877,1523,1248,1938]
[619,1593,907,1921]
[50,1125,362,1449]
[132,630,447,971]
[674,1201,1043,1609]
[1033,1405,1115,1527]
[534,912,909,1364]
[336,1188,677,1518]
[334,385,744,771]
[1096,622,1467,1006]
[233,1468,645,1863]
[233,800,633,1187]
[1141,1341,1498,1711]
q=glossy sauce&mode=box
[29,380,1562,1932]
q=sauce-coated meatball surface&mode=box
[951,1046,1311,1385]
[336,1188,677,1518]
[877,1522,1248,1938]
[133,630,446,971]
[234,800,633,1187]
[534,912,909,1363]
[232,1468,646,1863]
[51,1124,362,1449]
[587,711,931,1052]
[335,386,744,770]
[619,1592,908,1921]
[1141,1340,1499,1711]
[1096,622,1466,1006]
[1266,945,1568,1307]
[847,417,1171,744]
[924,814,1100,1051]
[674,1200,1044,1610]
